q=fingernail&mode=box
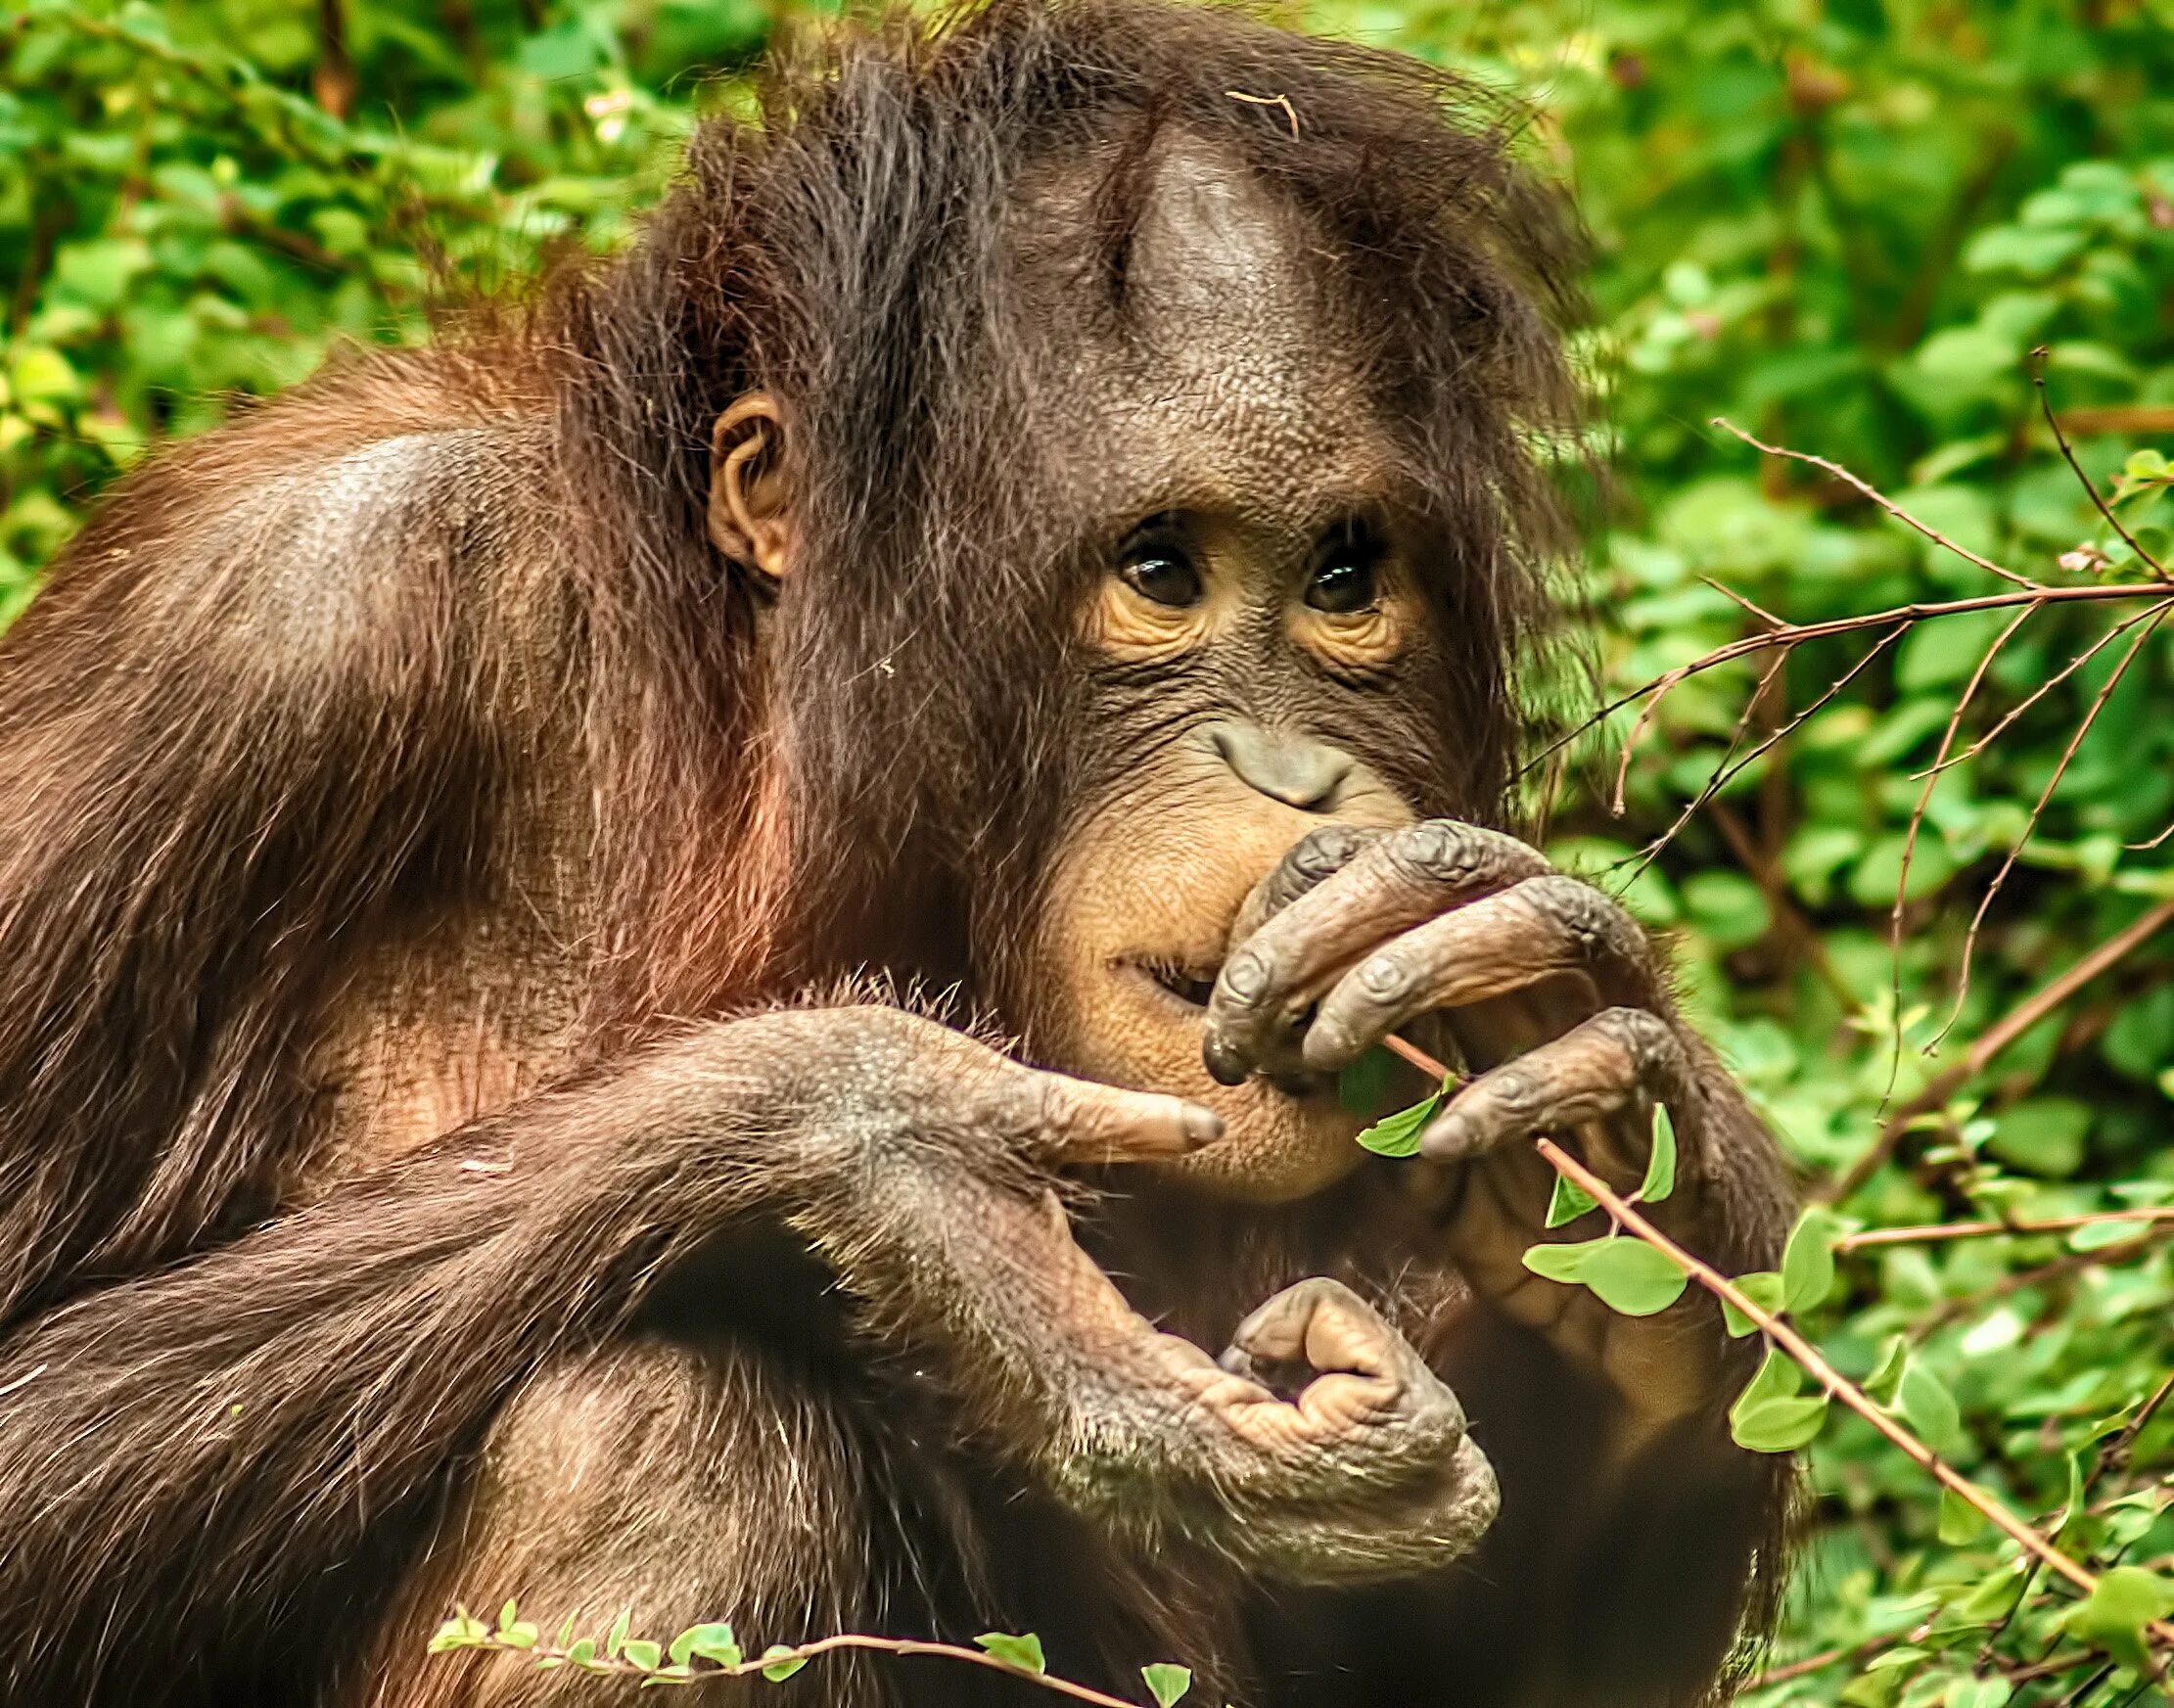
[1418,1111,1475,1162]
[1181,1105,1226,1148]
[1202,1036,1251,1086]
[1301,1017,1359,1071]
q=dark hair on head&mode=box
[545,0,1589,1032]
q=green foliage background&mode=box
[8,0,2174,1699]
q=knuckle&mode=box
[1592,1005,1679,1065]
[1395,820,1537,888]
[1286,823,1369,883]
[1219,947,1272,1005]
[1521,874,1627,953]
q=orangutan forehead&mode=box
[1010,131,1403,536]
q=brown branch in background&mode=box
[1713,418,2042,589]
[313,0,357,121]
[2033,348,2169,583]
[2054,407,2174,439]
[1911,1229,2173,1342]
[1837,1208,2174,1252]
[1827,897,2174,1200]
[1707,799,1857,1010]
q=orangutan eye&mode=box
[1118,537,1204,608]
[1306,524,1383,616]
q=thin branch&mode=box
[440,1629,1153,1706]
[2099,1370,2174,1482]
[1827,897,2174,1200]
[1514,580,2164,789]
[1714,418,2042,589]
[1836,1208,2174,1252]
[1918,585,2173,781]
[1628,624,1905,876]
[1939,602,2174,1045]
[1533,1136,2174,1636]
[2033,348,2169,582]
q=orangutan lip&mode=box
[1126,957,1221,1009]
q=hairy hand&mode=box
[1201,821,1734,1420]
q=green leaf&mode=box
[2063,1566,2174,1673]
[1639,1103,1677,1203]
[1355,1090,1442,1158]
[1937,1486,1988,1545]
[500,1623,539,1651]
[1521,1237,1603,1284]
[623,1640,663,1672]
[1864,1334,1908,1404]
[607,1608,632,1659]
[1141,1662,1193,1705]
[1720,1270,1784,1337]
[974,1633,1047,1675]
[497,1599,520,1634]
[427,1609,490,1653]
[670,1623,742,1668]
[1545,1171,1598,1227]
[1730,1395,1829,1453]
[761,1645,809,1682]
[1579,1238,1688,1316]
[1781,1209,1841,1313]
[1947,1677,2012,1708]
[1986,1097,2091,1178]
[1336,1047,1397,1114]
[2067,1218,2148,1252]
[1897,1362,1964,1458]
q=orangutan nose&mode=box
[1204,720,1357,811]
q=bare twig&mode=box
[1885,602,2036,1099]
[1714,418,2042,589]
[2033,349,2169,582]
[2099,1370,2174,1481]
[1939,602,2174,1043]
[1828,897,2174,1199]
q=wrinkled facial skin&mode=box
[1008,140,1464,1200]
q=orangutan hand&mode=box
[1200,820,1745,1419]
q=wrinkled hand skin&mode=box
[770,1009,1498,1583]
[1203,819,1768,1430]
[1051,1274,1498,1583]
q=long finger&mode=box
[1416,1007,1691,1167]
[1205,821,1550,1085]
[1302,875,1656,1073]
[1031,1071,1225,1164]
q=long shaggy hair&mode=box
[545,0,1589,1028]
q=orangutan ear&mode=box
[708,393,795,584]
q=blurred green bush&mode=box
[8,0,2174,1699]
